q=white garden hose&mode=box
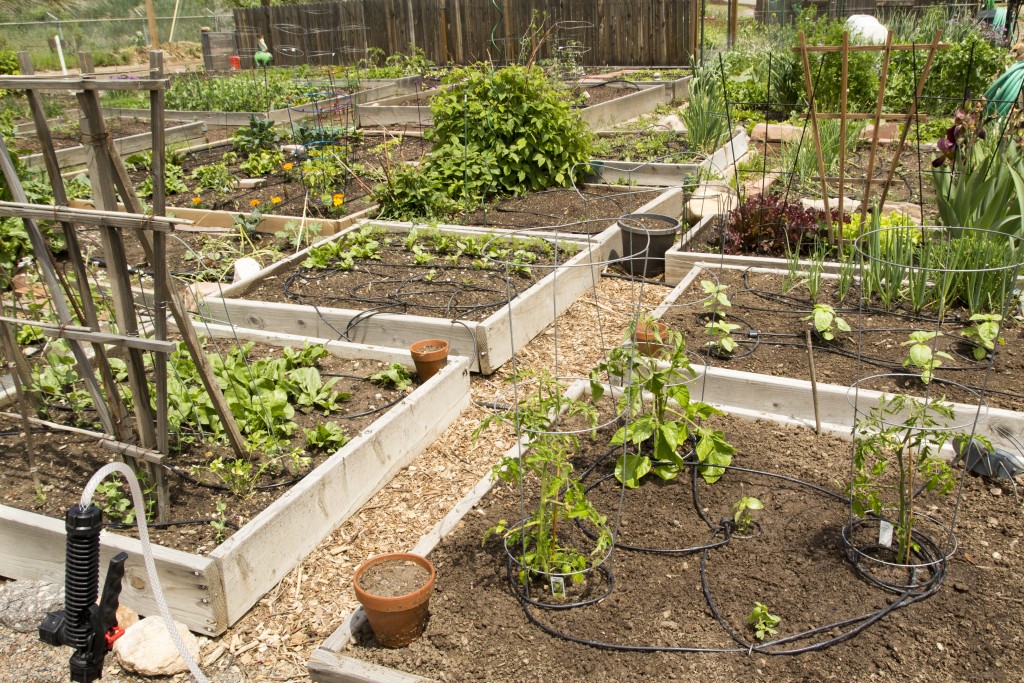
[80,462,210,683]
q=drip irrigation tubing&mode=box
[515,450,948,655]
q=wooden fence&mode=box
[232,0,698,68]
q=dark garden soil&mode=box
[0,343,408,555]
[244,229,572,322]
[452,186,667,234]
[658,268,1024,411]
[127,135,429,219]
[842,143,940,219]
[350,408,1024,682]
[12,118,235,155]
[572,84,642,107]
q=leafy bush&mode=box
[231,116,280,154]
[793,9,880,113]
[888,16,1010,116]
[375,64,593,220]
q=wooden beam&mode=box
[0,202,185,230]
[792,43,949,53]
[150,50,170,521]
[144,0,160,48]
[0,77,167,91]
[814,112,930,120]
[0,316,177,353]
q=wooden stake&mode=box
[150,50,170,521]
[837,30,849,253]
[798,31,832,243]
[805,329,821,435]
[0,324,41,490]
[878,31,943,212]
[860,32,894,228]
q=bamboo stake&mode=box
[798,31,832,243]
[838,30,848,253]
[878,31,943,212]
[860,32,894,228]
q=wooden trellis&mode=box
[0,51,247,521]
[793,30,947,247]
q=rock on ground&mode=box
[113,616,201,677]
[0,580,64,633]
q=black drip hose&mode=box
[510,452,949,655]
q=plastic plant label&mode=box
[878,520,894,548]
[550,576,565,598]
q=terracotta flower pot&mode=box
[353,552,436,648]
[409,339,449,382]
[634,320,669,356]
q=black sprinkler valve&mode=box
[39,504,128,683]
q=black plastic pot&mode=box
[618,213,681,277]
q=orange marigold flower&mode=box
[249,199,260,207]
[271,196,282,204]
[192,197,202,205]
[283,162,293,171]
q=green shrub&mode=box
[375,64,593,220]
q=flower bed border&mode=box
[0,322,471,636]
[587,129,750,188]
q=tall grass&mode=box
[779,119,865,195]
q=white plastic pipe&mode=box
[55,35,67,75]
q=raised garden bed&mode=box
[0,323,471,635]
[650,265,1024,436]
[309,379,1023,682]
[199,222,621,374]
[13,117,227,170]
[357,82,669,130]
[102,75,421,127]
[587,129,749,187]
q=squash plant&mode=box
[479,371,612,586]
[590,320,734,487]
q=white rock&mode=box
[656,114,686,132]
[113,617,201,677]
[232,257,263,283]
[281,144,305,155]
[236,178,266,189]
[0,580,64,633]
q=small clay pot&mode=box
[353,552,436,648]
[409,339,449,382]
[634,321,670,356]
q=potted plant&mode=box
[353,552,436,648]
[633,318,670,357]
[409,339,449,382]
[617,213,682,277]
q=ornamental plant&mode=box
[590,320,734,487]
[721,195,829,257]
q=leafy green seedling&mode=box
[902,331,953,384]
[209,500,229,544]
[705,319,741,356]
[701,280,731,309]
[748,602,781,641]
[803,303,851,341]
[961,313,1004,361]
[732,496,763,532]
[370,363,414,390]
[304,422,350,451]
